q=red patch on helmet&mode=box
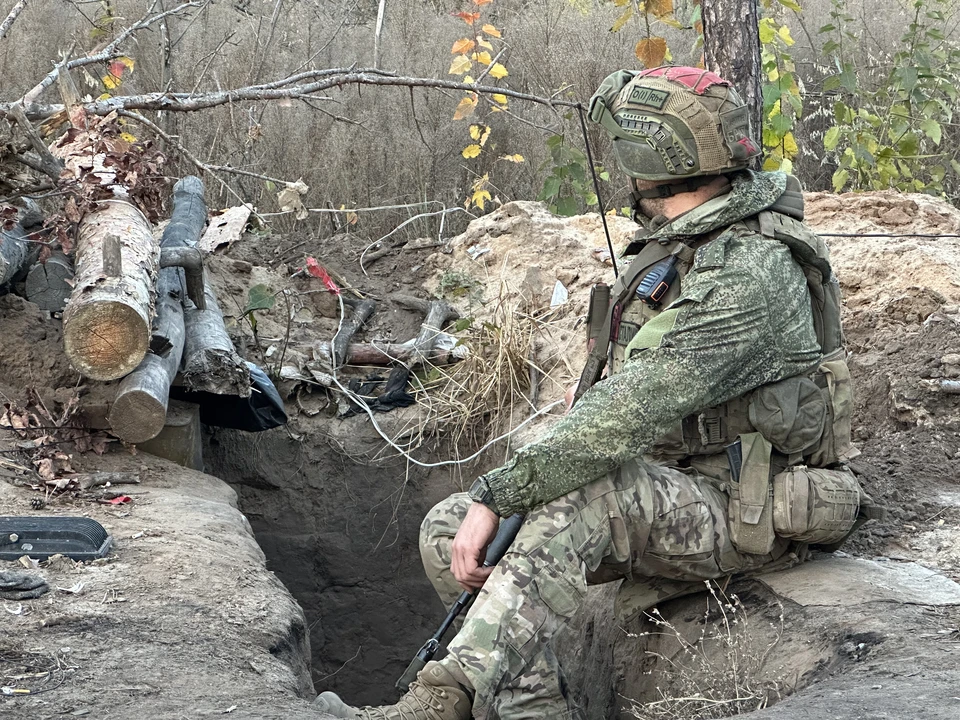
[638,66,730,95]
[738,137,759,154]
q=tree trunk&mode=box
[62,200,159,380]
[702,0,763,161]
[108,177,207,443]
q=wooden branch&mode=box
[390,294,460,367]
[109,177,206,443]
[62,200,159,380]
[0,0,26,41]
[313,340,464,367]
[333,297,376,369]
[19,1,204,105]
[7,70,577,120]
[7,103,64,180]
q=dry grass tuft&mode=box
[628,581,788,720]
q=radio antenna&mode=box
[576,102,618,278]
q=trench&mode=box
[200,423,873,718]
[201,423,459,707]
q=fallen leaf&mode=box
[489,63,508,79]
[462,144,482,159]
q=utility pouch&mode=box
[727,432,776,555]
[586,283,611,345]
[772,465,860,545]
[807,358,859,466]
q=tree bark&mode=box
[62,200,159,381]
[0,222,32,286]
[312,341,464,367]
[181,283,251,396]
[702,0,763,162]
[109,177,207,443]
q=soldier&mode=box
[316,66,870,720]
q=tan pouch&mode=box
[808,359,859,466]
[727,433,775,556]
[772,465,860,545]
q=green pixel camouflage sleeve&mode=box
[483,229,823,517]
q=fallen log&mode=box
[25,251,74,311]
[62,199,159,380]
[312,340,467,366]
[109,177,206,443]
[181,285,251,396]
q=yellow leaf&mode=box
[767,67,780,82]
[489,63,508,79]
[611,7,633,32]
[120,132,137,143]
[758,18,776,44]
[453,95,478,121]
[347,211,359,225]
[97,92,111,101]
[499,154,525,163]
[492,93,508,104]
[472,51,492,66]
[101,74,121,89]
[477,38,493,50]
[762,155,782,171]
[462,144,482,159]
[451,38,475,54]
[469,124,490,145]
[482,23,501,38]
[647,0,673,18]
[635,37,667,68]
[449,55,472,75]
[782,132,799,157]
[778,25,795,46]
[471,189,492,211]
[490,106,504,113]
[117,56,135,71]
[613,0,631,5]
[463,75,475,84]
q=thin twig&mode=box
[0,0,27,40]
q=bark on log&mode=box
[109,177,205,443]
[0,222,32,286]
[182,284,251,396]
[25,251,74,311]
[62,199,159,380]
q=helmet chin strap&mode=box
[631,174,719,200]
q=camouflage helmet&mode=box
[589,66,760,182]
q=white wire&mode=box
[328,294,563,468]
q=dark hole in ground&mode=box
[201,423,460,706]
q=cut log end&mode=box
[63,301,150,380]
[181,348,251,396]
[108,391,167,444]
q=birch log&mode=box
[62,200,159,380]
[108,177,205,443]
[0,222,32,286]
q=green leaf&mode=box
[555,196,578,216]
[823,126,841,151]
[245,284,276,314]
[538,176,561,200]
[920,118,942,145]
[930,164,946,182]
[832,168,850,192]
[453,317,474,332]
[759,18,777,44]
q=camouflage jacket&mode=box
[481,171,823,517]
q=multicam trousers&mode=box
[419,459,792,720]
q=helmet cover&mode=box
[589,66,760,181]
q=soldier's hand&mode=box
[451,502,500,591]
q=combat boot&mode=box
[314,661,472,720]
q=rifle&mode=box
[396,512,525,692]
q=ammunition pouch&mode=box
[727,433,776,555]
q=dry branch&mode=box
[313,341,464,367]
[391,294,460,367]
[6,70,576,121]
[0,221,33,286]
[333,298,376,368]
[62,200,159,380]
[0,0,26,41]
